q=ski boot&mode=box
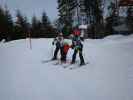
[80,62,85,66]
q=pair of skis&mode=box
[42,59,89,70]
[62,61,89,70]
[41,59,68,64]
[41,59,55,63]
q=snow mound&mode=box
[104,34,125,40]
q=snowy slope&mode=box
[0,35,133,100]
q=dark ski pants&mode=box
[61,51,66,62]
[53,47,60,59]
[72,49,85,64]
[53,47,66,61]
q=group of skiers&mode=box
[52,28,85,66]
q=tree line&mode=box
[57,0,133,39]
[0,1,133,41]
[0,6,58,42]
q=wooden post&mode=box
[28,32,32,50]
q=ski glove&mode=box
[52,42,54,45]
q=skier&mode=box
[61,41,70,63]
[52,32,64,60]
[71,29,85,66]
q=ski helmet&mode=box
[58,32,63,36]
[73,29,80,36]
[69,34,74,39]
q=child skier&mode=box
[71,29,85,66]
[61,41,70,63]
[52,32,64,60]
[52,33,70,63]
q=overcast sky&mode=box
[0,0,58,22]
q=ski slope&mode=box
[0,34,133,100]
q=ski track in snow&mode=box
[0,35,133,100]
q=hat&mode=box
[73,29,80,36]
[58,32,63,36]
[64,40,68,45]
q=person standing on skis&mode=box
[52,32,64,60]
[61,41,70,62]
[71,28,85,66]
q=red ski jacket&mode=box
[63,44,70,54]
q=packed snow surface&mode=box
[0,34,133,100]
